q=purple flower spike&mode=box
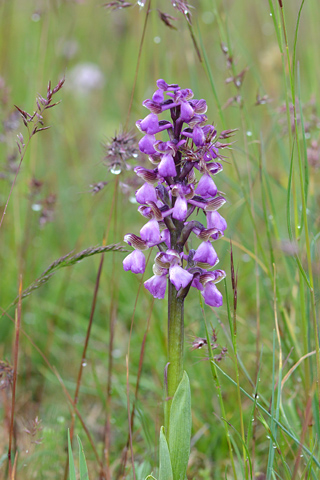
[136,183,158,204]
[202,282,223,307]
[172,195,188,221]
[169,265,193,290]
[140,218,161,246]
[123,79,232,308]
[144,274,167,299]
[139,134,157,154]
[196,174,217,198]
[123,250,146,274]
[158,153,177,177]
[193,241,218,266]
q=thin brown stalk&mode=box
[7,276,22,478]
[10,451,18,480]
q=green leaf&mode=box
[159,426,173,480]
[168,372,191,480]
[68,430,76,480]
[78,436,89,480]
[145,476,157,480]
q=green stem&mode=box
[165,281,184,438]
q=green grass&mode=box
[1,0,320,478]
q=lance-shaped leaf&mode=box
[168,372,191,480]
[159,426,173,480]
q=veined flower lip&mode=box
[200,269,226,285]
[204,196,227,211]
[124,234,148,251]
[134,166,158,184]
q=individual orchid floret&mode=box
[192,125,206,146]
[135,182,158,204]
[140,218,161,246]
[158,153,177,178]
[195,174,217,198]
[207,211,227,232]
[169,265,193,290]
[144,273,167,299]
[202,282,223,307]
[123,249,146,274]
[136,113,172,135]
[139,134,157,154]
[193,241,218,267]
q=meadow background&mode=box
[1,0,320,478]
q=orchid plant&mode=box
[123,79,233,479]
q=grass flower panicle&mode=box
[123,79,232,307]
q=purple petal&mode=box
[123,250,146,274]
[172,195,188,221]
[144,274,167,299]
[158,153,177,177]
[140,218,161,246]
[160,228,171,248]
[206,211,227,231]
[191,276,203,291]
[152,89,164,103]
[202,282,223,307]
[193,125,206,146]
[135,183,158,204]
[169,265,193,290]
[139,134,157,154]
[156,79,169,90]
[195,174,217,198]
[138,113,159,134]
[180,101,194,122]
[193,241,218,266]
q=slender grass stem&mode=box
[7,276,22,477]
